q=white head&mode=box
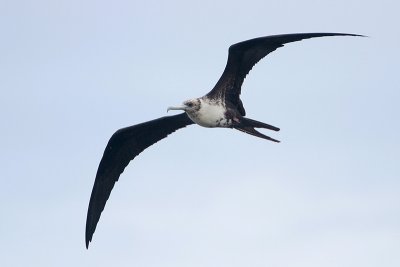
[167,98,201,114]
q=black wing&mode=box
[206,32,363,115]
[85,113,194,248]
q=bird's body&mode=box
[173,97,233,128]
[85,32,364,248]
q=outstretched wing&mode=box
[206,33,363,115]
[85,113,194,248]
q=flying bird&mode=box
[85,32,363,248]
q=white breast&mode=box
[188,99,230,128]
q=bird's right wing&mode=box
[85,112,194,248]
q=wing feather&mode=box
[207,32,364,115]
[85,113,194,248]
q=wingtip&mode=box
[85,217,92,249]
[85,228,92,249]
[305,32,368,39]
[329,32,369,39]
[293,32,368,39]
[343,33,368,38]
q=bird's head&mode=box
[167,98,201,114]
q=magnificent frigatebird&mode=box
[85,32,362,248]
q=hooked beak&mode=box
[167,105,186,112]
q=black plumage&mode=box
[86,32,363,248]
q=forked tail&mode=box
[233,117,280,142]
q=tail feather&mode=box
[233,117,280,142]
[240,117,280,131]
[234,126,280,142]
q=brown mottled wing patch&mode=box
[206,33,364,115]
[85,113,194,248]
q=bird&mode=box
[85,32,363,248]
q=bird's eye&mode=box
[187,102,193,107]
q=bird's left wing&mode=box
[206,33,364,115]
[85,112,194,248]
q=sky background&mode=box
[1,0,399,266]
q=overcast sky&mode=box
[1,0,399,266]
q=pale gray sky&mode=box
[1,0,399,266]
